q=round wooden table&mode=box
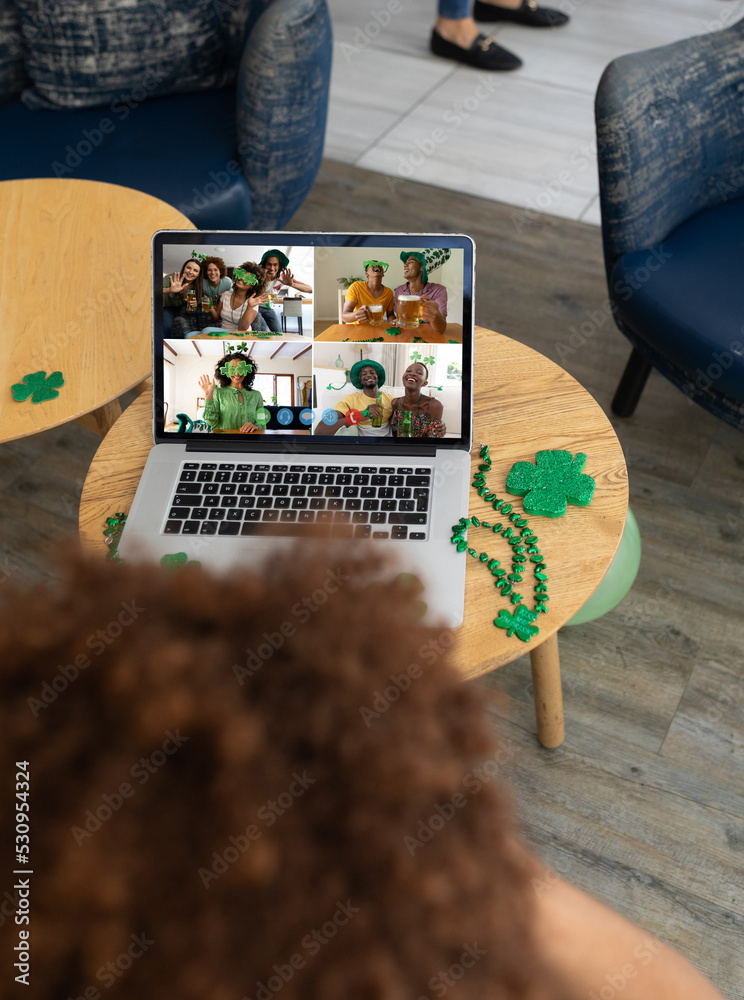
[0,178,193,443]
[314,322,464,344]
[79,328,628,748]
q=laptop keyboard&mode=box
[164,463,433,540]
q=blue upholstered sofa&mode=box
[0,0,332,229]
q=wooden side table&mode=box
[0,178,193,443]
[314,322,464,343]
[79,329,628,748]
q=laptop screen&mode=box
[152,232,474,452]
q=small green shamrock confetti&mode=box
[506,450,595,518]
[493,605,540,642]
[11,370,65,403]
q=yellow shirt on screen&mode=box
[345,281,395,322]
[335,390,394,427]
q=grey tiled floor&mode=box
[326,0,739,224]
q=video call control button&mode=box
[300,409,314,425]
[277,408,293,426]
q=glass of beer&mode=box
[201,296,211,313]
[368,303,383,326]
[398,294,420,328]
[186,290,196,312]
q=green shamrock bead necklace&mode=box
[451,443,549,642]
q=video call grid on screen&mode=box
[152,232,473,450]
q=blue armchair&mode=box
[595,18,744,430]
[0,0,331,229]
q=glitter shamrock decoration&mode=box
[506,450,595,518]
[233,268,258,286]
[11,370,65,403]
[385,327,401,336]
[494,606,540,641]
[191,251,206,261]
[220,360,252,376]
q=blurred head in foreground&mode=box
[0,550,567,1000]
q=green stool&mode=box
[566,507,641,625]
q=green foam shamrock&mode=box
[410,351,422,361]
[506,450,595,518]
[233,268,258,286]
[11,370,65,403]
[386,327,401,336]
[220,360,252,376]
[493,605,540,642]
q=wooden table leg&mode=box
[76,398,123,436]
[529,632,565,748]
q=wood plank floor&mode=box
[2,160,743,998]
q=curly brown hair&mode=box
[233,260,269,295]
[0,549,569,1000]
[203,256,228,280]
[214,352,259,389]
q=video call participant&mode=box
[394,251,448,335]
[258,249,313,332]
[211,262,267,333]
[163,255,207,338]
[202,256,232,303]
[342,260,396,324]
[390,362,446,437]
[0,549,726,1000]
[315,361,393,436]
[199,354,264,433]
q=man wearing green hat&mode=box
[315,361,393,437]
[394,251,448,335]
[258,248,313,332]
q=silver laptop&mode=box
[118,231,475,627]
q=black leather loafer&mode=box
[430,29,522,71]
[473,0,569,27]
